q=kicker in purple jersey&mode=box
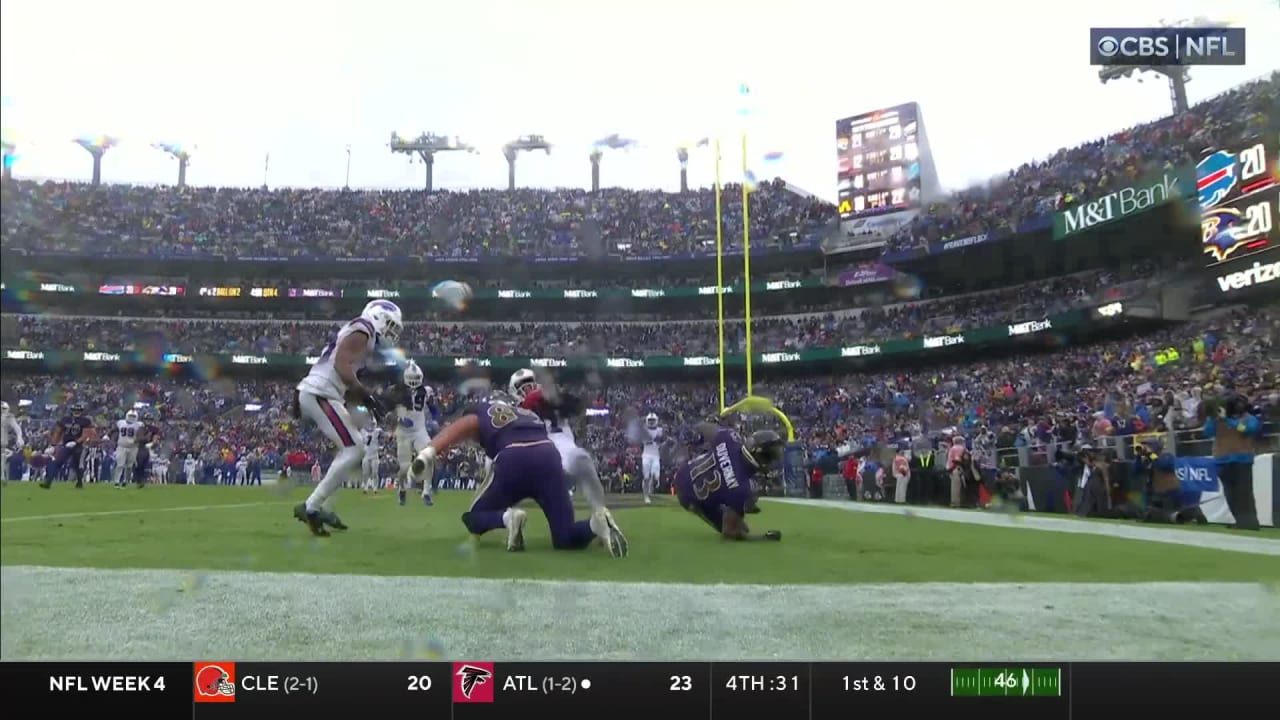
[674,427,759,530]
[469,399,549,459]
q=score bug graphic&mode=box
[194,662,237,703]
[1197,138,1279,265]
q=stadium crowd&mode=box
[5,305,1275,489]
[881,73,1278,254]
[2,266,1154,356]
[3,76,1275,264]
[0,179,834,260]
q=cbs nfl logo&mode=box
[1091,27,1246,66]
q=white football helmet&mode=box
[361,300,404,346]
[403,360,424,389]
[1,401,9,415]
[125,409,139,423]
[645,412,659,429]
[509,368,537,399]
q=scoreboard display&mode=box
[1197,133,1279,267]
[835,103,923,221]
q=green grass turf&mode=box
[2,484,1277,583]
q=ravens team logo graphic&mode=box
[1202,207,1247,262]
[456,664,493,699]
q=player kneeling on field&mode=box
[676,422,785,541]
[411,391,628,557]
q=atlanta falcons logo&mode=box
[456,664,493,699]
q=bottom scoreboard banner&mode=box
[2,661,1274,719]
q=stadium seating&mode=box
[3,74,1277,486]
[0,265,1152,356]
[4,306,1275,479]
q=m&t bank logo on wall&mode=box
[1053,168,1194,240]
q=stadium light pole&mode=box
[589,148,603,192]
[1099,17,1234,116]
[345,145,351,189]
[74,136,118,186]
[676,138,710,193]
[588,134,637,192]
[389,132,476,193]
[153,143,192,188]
[503,135,552,191]
[1098,65,1191,116]
[1,141,14,181]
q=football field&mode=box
[2,484,1278,661]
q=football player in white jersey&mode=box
[184,454,198,484]
[509,368,613,515]
[392,361,436,506]
[639,412,665,504]
[1,401,23,483]
[113,409,144,488]
[292,300,399,536]
[153,454,170,484]
[361,420,383,493]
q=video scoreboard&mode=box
[835,102,924,221]
[1197,133,1279,267]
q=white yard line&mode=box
[2,566,1277,662]
[0,501,292,524]
[769,498,1280,556]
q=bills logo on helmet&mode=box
[1201,206,1249,262]
[1196,150,1238,210]
[452,662,495,703]
[194,662,236,703]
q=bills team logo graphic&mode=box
[194,662,236,703]
[1197,150,1238,211]
[453,662,495,703]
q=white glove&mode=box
[413,446,436,482]
[146,442,155,450]
[64,441,77,448]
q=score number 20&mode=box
[1232,142,1276,240]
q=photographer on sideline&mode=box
[1202,393,1262,531]
[1072,445,1112,517]
[1135,437,1207,525]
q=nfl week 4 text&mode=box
[49,673,170,693]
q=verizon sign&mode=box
[1216,259,1280,293]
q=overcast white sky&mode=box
[1,0,1276,199]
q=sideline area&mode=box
[769,498,1280,556]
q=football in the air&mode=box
[431,280,473,311]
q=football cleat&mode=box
[322,510,349,531]
[293,503,330,537]
[590,509,629,558]
[503,508,527,552]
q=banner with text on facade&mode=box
[1,311,1084,372]
[1052,166,1195,240]
[2,277,829,302]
